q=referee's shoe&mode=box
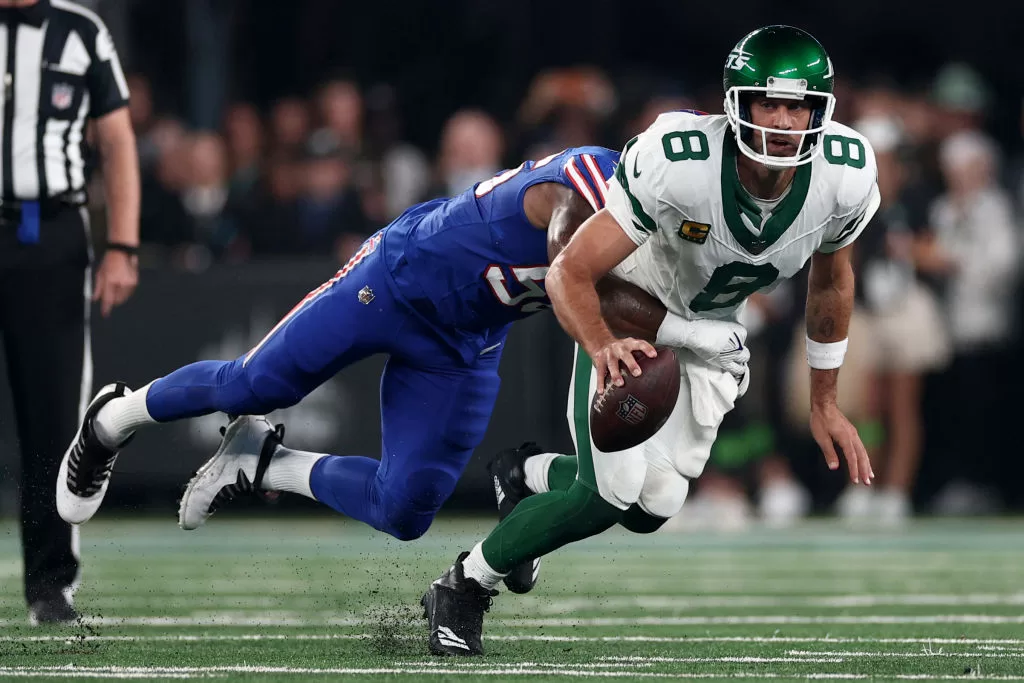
[28,594,79,626]
[56,383,134,525]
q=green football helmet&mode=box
[723,25,836,167]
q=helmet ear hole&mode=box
[800,102,827,153]
[811,107,824,129]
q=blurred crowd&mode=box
[90,59,1024,523]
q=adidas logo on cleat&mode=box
[435,626,470,651]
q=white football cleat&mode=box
[178,415,283,530]
[57,382,134,525]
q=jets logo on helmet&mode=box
[725,49,753,72]
[722,25,837,168]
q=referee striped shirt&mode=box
[0,0,129,201]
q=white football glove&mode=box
[736,364,751,398]
[656,314,751,383]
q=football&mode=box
[589,346,680,452]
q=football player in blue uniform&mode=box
[56,147,660,551]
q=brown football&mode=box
[589,346,680,452]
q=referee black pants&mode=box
[0,206,91,606]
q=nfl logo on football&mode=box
[51,83,73,110]
[616,394,648,426]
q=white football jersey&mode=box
[605,112,880,322]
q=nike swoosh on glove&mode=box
[678,319,751,376]
[718,331,752,386]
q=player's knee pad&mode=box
[648,434,713,481]
[378,467,458,542]
[235,356,304,414]
[675,443,712,479]
[595,449,648,510]
[637,467,690,520]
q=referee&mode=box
[0,0,139,624]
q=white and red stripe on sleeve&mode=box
[563,153,611,213]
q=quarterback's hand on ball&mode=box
[590,337,657,394]
[680,319,751,379]
[810,402,874,486]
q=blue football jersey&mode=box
[380,146,618,359]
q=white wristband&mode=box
[806,337,848,370]
[655,312,693,347]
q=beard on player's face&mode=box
[747,96,813,157]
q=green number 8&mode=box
[822,134,866,169]
[662,131,710,162]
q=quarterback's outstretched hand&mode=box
[591,337,657,395]
[809,402,874,486]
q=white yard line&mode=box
[2,613,1023,628]
[9,592,1024,611]
[501,614,1024,627]
[1,666,1023,680]
[516,593,1024,612]
[785,650,1023,659]
[401,658,846,666]
[0,674,203,680]
[5,634,1024,646]
[9,589,1024,606]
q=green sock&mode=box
[547,455,578,491]
[481,481,623,573]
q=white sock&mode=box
[461,542,506,590]
[524,452,561,494]
[264,446,322,500]
[93,382,157,448]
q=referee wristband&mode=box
[106,242,139,256]
[806,336,848,370]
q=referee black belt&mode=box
[0,191,86,243]
[0,191,86,222]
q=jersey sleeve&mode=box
[604,129,683,247]
[562,151,614,213]
[86,21,130,118]
[818,132,881,253]
[818,181,881,253]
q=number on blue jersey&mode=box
[474,147,617,313]
[484,265,550,314]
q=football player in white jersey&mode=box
[422,25,881,656]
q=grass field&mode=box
[1,515,1023,681]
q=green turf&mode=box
[1,515,1023,681]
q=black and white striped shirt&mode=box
[0,0,128,201]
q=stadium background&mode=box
[0,0,1022,523]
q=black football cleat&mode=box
[28,595,79,626]
[488,442,542,593]
[421,551,497,656]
